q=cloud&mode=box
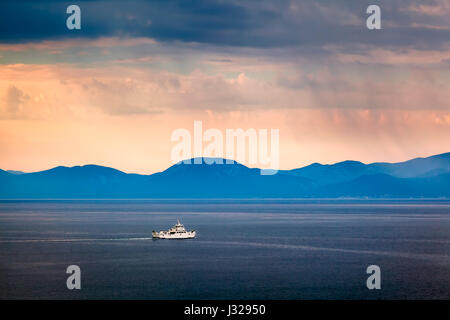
[0,1,448,175]
[0,37,156,52]
[1,60,449,121]
[406,1,450,16]
[328,46,450,65]
[81,77,159,115]
[0,0,448,53]
[0,0,449,76]
[3,85,29,114]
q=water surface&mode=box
[0,200,449,299]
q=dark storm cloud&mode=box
[0,0,448,50]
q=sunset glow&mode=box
[1,1,449,173]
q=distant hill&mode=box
[0,153,449,199]
[315,173,450,198]
[369,152,450,177]
[286,152,450,186]
[286,160,372,186]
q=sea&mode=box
[0,199,449,300]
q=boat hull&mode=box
[152,230,196,239]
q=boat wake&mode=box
[195,240,450,264]
[0,237,154,243]
[1,238,448,265]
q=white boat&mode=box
[152,220,196,239]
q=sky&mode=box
[0,0,449,174]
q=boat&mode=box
[152,220,196,239]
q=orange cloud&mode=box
[0,55,449,173]
[327,46,450,65]
[0,37,156,52]
[407,2,450,16]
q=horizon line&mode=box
[2,151,449,176]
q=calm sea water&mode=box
[0,200,449,300]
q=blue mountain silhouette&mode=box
[286,152,450,186]
[1,153,449,198]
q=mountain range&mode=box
[1,152,449,199]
